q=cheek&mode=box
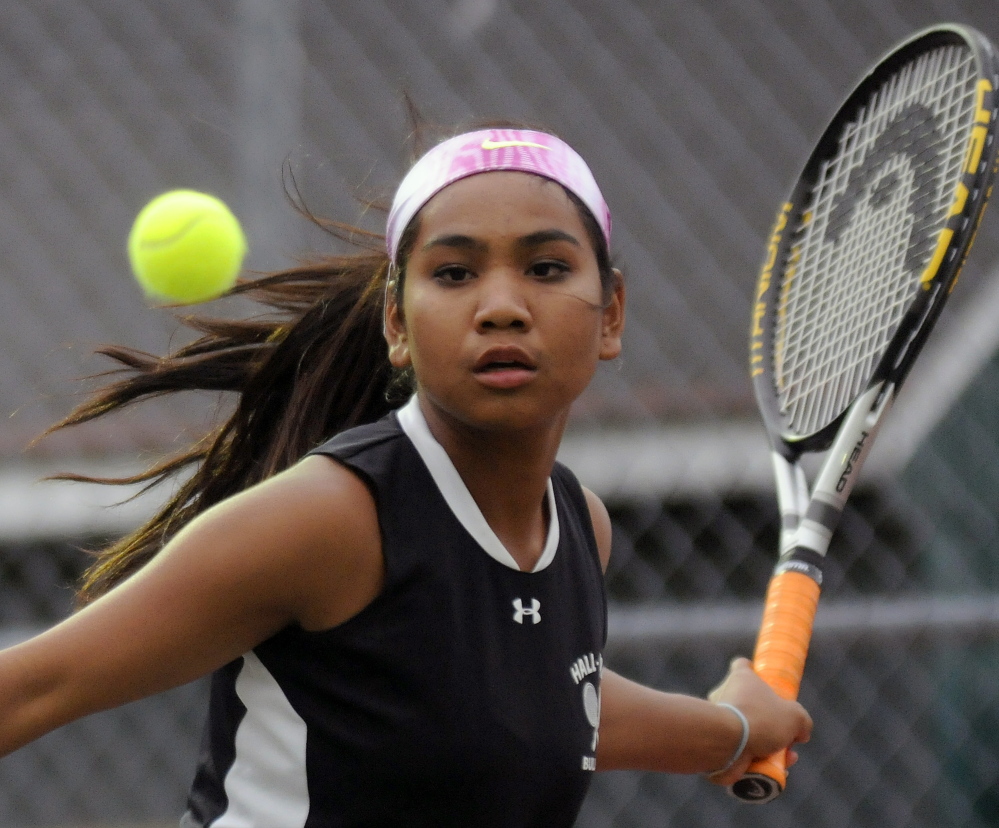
[398,296,455,371]
[552,295,605,341]
[546,304,606,378]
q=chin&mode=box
[430,392,571,435]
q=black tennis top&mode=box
[182,400,607,827]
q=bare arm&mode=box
[596,662,810,777]
[582,486,812,780]
[0,455,382,757]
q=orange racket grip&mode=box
[730,568,821,804]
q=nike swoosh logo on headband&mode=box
[481,139,551,150]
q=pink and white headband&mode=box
[385,128,611,263]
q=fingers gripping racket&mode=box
[734,24,999,804]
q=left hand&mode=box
[705,657,813,786]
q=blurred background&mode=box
[1,0,998,826]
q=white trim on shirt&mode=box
[396,396,559,573]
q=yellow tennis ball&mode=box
[128,189,247,304]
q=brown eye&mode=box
[434,265,475,284]
[529,260,570,280]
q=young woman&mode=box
[0,127,810,826]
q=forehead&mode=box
[414,171,587,240]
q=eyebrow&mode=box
[517,229,582,249]
[421,234,485,253]
[421,229,583,253]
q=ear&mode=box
[598,268,625,361]
[384,287,412,369]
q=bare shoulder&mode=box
[249,454,384,629]
[259,453,377,521]
[202,453,378,547]
[581,486,613,573]
[174,453,385,632]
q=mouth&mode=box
[473,347,538,388]
[473,347,537,374]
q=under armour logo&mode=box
[512,598,541,624]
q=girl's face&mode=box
[384,171,624,435]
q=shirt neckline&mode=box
[396,396,559,573]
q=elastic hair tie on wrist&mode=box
[710,703,750,776]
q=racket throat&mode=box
[812,382,895,505]
[776,382,896,581]
[774,546,826,585]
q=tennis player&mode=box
[0,126,811,826]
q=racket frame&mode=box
[751,24,999,457]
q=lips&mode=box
[472,346,538,389]
[473,346,537,374]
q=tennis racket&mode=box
[733,23,999,804]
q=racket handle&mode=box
[729,567,821,804]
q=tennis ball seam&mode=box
[128,190,247,304]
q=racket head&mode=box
[749,24,999,458]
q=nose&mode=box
[473,270,532,332]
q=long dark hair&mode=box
[50,119,615,605]
[47,205,401,604]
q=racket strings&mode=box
[773,44,979,436]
